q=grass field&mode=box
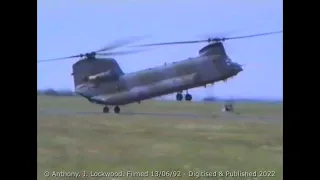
[37,96,283,180]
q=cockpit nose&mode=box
[231,62,243,75]
[237,63,243,71]
[231,62,243,73]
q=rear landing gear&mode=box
[114,106,120,114]
[103,106,120,114]
[103,106,109,113]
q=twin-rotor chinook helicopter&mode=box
[38,31,282,114]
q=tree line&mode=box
[37,89,76,96]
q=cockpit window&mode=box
[225,57,232,66]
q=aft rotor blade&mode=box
[224,31,283,41]
[37,54,82,63]
[37,37,149,63]
[96,36,149,52]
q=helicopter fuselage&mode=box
[75,54,242,106]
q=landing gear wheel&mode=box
[114,106,120,114]
[185,94,192,101]
[176,93,183,101]
[103,106,109,113]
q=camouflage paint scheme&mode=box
[74,42,243,106]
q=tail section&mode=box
[72,58,124,89]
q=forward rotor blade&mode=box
[131,40,206,47]
[224,31,283,41]
[96,36,149,52]
[37,54,82,63]
[96,49,148,56]
[131,30,282,47]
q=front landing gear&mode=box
[185,94,192,101]
[103,106,109,113]
[114,106,120,114]
[176,91,193,102]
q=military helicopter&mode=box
[37,31,282,114]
